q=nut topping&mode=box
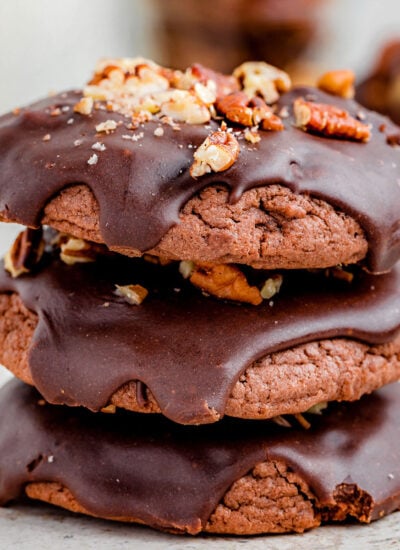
[95,120,118,133]
[294,98,371,142]
[100,404,116,414]
[216,92,284,131]
[189,262,263,305]
[4,228,44,278]
[325,266,354,283]
[85,58,169,101]
[233,61,291,104]
[317,70,355,99]
[294,413,311,430]
[179,260,195,279]
[260,275,283,299]
[59,235,101,265]
[244,128,261,143]
[179,63,239,100]
[307,402,328,415]
[159,90,211,124]
[115,284,148,305]
[73,97,94,115]
[190,130,240,177]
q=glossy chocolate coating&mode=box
[1,250,400,424]
[0,88,400,272]
[0,379,400,534]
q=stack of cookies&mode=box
[0,58,400,536]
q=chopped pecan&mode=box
[244,128,261,143]
[95,120,118,133]
[272,416,292,428]
[260,274,283,299]
[233,61,291,104]
[325,266,354,283]
[216,92,253,125]
[294,98,371,142]
[317,70,355,99]
[100,404,116,414]
[189,262,262,305]
[59,235,101,265]
[193,82,216,106]
[86,58,169,98]
[88,63,125,86]
[307,402,328,415]
[188,63,239,99]
[190,130,240,177]
[294,413,311,430]
[4,228,44,278]
[115,284,148,305]
[84,58,169,117]
[179,260,195,279]
[252,97,284,131]
[73,97,94,115]
[159,90,211,124]
[216,92,284,131]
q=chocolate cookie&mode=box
[1,378,400,535]
[1,238,400,424]
[1,59,400,272]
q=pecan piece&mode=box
[233,61,291,104]
[317,70,355,99]
[159,90,211,124]
[4,228,44,278]
[86,58,169,99]
[189,262,262,306]
[73,97,94,115]
[95,120,118,133]
[260,274,283,299]
[58,235,104,265]
[216,91,253,126]
[216,92,284,131]
[252,97,284,131]
[294,98,371,142]
[115,284,148,305]
[190,130,240,177]
[189,63,239,100]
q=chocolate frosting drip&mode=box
[0,88,400,272]
[1,379,400,534]
[1,251,400,424]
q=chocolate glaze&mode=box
[1,250,400,424]
[0,88,400,272]
[1,378,400,534]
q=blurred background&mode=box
[2,0,400,113]
[0,0,400,256]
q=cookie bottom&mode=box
[21,439,399,534]
[1,380,399,535]
[25,459,320,535]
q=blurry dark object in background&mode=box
[154,0,322,72]
[356,40,400,125]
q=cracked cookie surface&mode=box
[42,183,368,270]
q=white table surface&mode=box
[0,224,399,549]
